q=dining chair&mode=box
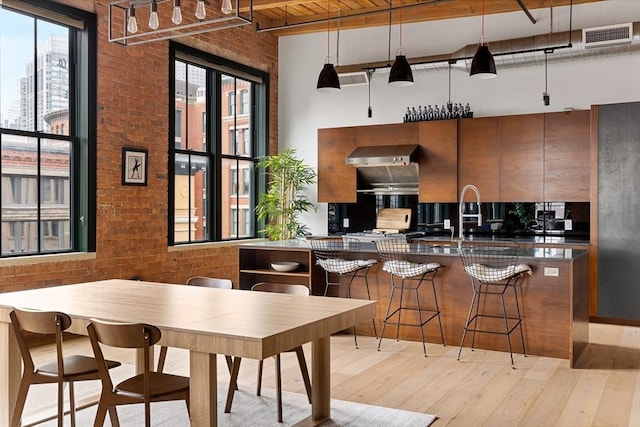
[156,276,234,373]
[9,308,121,427]
[224,282,312,423]
[87,318,190,427]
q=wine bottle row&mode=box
[403,102,473,122]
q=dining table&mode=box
[0,279,377,426]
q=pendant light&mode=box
[126,5,138,34]
[148,0,159,30]
[171,0,183,25]
[388,0,413,86]
[316,0,340,91]
[221,0,233,15]
[470,0,497,79]
[195,0,206,19]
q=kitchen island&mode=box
[238,238,589,367]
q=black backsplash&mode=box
[329,196,589,239]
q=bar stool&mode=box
[310,236,378,348]
[375,239,445,356]
[457,240,531,368]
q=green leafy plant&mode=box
[509,202,535,227]
[255,149,317,240]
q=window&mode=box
[175,109,182,148]
[169,44,268,243]
[240,89,250,114]
[0,1,96,256]
[228,91,236,116]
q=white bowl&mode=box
[271,261,300,272]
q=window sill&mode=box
[0,252,96,266]
[168,238,266,252]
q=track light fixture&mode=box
[110,0,252,45]
[470,0,497,79]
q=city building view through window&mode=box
[172,49,265,243]
[0,6,74,255]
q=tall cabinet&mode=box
[595,102,640,321]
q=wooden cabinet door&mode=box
[354,122,418,147]
[544,110,590,201]
[317,127,357,202]
[418,120,457,202]
[458,117,499,201]
[499,114,544,201]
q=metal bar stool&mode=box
[375,239,445,356]
[457,240,531,368]
[310,236,378,348]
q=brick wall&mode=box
[0,0,278,292]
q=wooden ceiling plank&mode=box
[251,0,604,36]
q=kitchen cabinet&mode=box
[595,102,640,322]
[499,114,544,201]
[317,127,357,202]
[544,110,591,201]
[238,244,323,293]
[458,117,500,201]
[418,120,458,202]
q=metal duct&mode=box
[337,22,640,76]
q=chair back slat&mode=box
[11,308,71,334]
[88,319,162,348]
[186,276,233,289]
[251,282,310,296]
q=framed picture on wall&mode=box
[122,148,148,186]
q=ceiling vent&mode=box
[583,23,633,48]
[338,71,369,87]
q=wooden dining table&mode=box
[0,279,376,426]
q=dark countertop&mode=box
[239,239,588,260]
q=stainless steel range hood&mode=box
[346,145,419,195]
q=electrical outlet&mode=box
[343,218,350,228]
[544,267,559,277]
[444,219,450,229]
[564,219,573,230]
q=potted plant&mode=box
[255,148,317,240]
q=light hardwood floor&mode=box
[26,322,640,426]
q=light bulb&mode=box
[149,1,159,30]
[127,6,138,34]
[195,0,206,19]
[172,0,183,25]
[221,0,233,15]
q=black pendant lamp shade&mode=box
[470,44,497,79]
[317,61,341,91]
[389,53,414,86]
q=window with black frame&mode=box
[169,45,267,243]
[0,0,95,256]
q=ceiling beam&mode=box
[254,0,602,36]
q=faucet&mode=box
[458,184,482,247]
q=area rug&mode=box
[31,385,436,426]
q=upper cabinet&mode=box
[458,117,500,201]
[544,110,591,201]
[317,127,357,203]
[499,114,544,201]
[318,110,590,204]
[418,120,458,202]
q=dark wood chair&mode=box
[87,319,190,427]
[224,282,312,423]
[156,276,234,373]
[9,308,121,427]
